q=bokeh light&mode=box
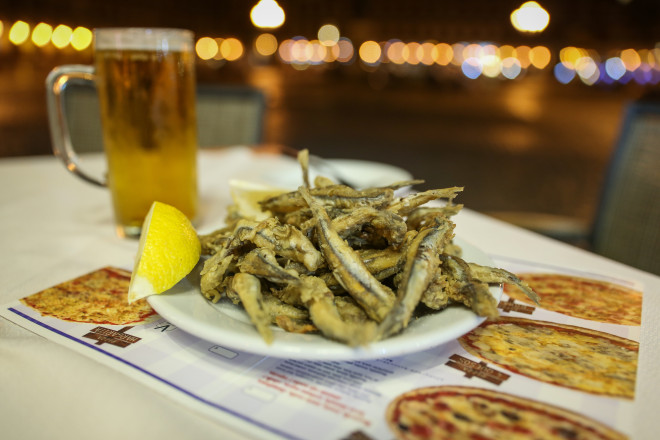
[196,37,218,60]
[359,40,381,65]
[554,62,576,84]
[318,24,340,46]
[433,43,453,66]
[502,57,523,79]
[9,21,30,46]
[605,57,626,80]
[51,25,73,49]
[620,48,641,71]
[250,0,285,29]
[511,1,550,33]
[71,27,93,51]
[462,58,483,79]
[31,22,53,47]
[255,33,278,56]
[529,46,551,69]
[220,38,244,61]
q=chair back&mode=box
[60,83,266,153]
[591,99,660,275]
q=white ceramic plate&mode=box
[148,238,501,361]
[261,158,414,190]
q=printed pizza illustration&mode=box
[21,266,156,325]
[503,273,642,326]
[386,385,627,440]
[458,317,637,398]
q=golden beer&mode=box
[95,47,198,237]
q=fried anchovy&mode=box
[302,206,407,246]
[387,187,463,216]
[467,262,540,304]
[378,221,454,339]
[260,185,395,215]
[406,205,464,230]
[299,186,395,322]
[421,270,450,310]
[442,255,499,318]
[231,273,273,343]
[243,217,322,271]
[299,276,377,346]
[238,248,300,284]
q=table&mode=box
[1,146,658,440]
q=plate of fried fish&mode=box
[149,150,539,360]
[150,237,509,361]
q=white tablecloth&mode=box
[1,147,658,440]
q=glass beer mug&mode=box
[46,28,198,238]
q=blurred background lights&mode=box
[31,22,53,47]
[529,46,551,69]
[220,38,244,61]
[462,58,483,79]
[9,21,30,46]
[51,25,73,49]
[0,20,4,39]
[318,24,340,46]
[554,62,576,84]
[620,48,641,71]
[250,0,285,29]
[359,40,382,65]
[433,43,453,66]
[196,37,218,60]
[255,33,278,56]
[71,27,93,51]
[511,2,550,33]
[605,57,626,80]
[502,57,523,79]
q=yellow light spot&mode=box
[450,43,466,65]
[51,24,73,49]
[620,48,641,71]
[318,24,340,46]
[9,21,30,46]
[403,42,421,65]
[195,37,218,60]
[559,46,586,69]
[498,45,516,59]
[515,45,532,68]
[71,27,93,51]
[482,55,502,78]
[432,43,453,66]
[278,39,294,63]
[529,45,551,69]
[511,1,550,33]
[221,38,244,61]
[359,40,381,65]
[418,42,436,66]
[31,22,53,47]
[386,41,406,64]
[0,21,4,39]
[250,0,285,29]
[255,33,278,56]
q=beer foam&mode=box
[94,28,193,52]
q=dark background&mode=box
[1,0,658,226]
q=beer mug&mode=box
[46,28,198,238]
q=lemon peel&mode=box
[127,201,201,303]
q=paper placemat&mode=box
[1,258,643,440]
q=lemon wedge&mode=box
[127,201,201,303]
[229,179,289,220]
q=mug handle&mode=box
[45,65,107,187]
